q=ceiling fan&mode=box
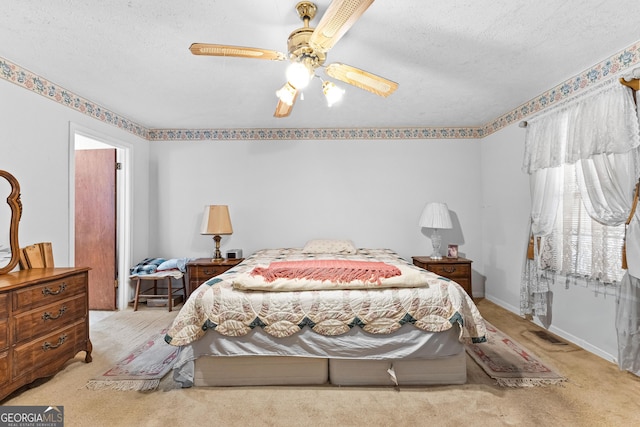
[189,0,398,118]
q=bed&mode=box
[165,241,486,387]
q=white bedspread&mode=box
[165,248,486,346]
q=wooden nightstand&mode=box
[186,258,244,294]
[412,256,473,296]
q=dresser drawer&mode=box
[412,257,473,297]
[191,265,231,282]
[13,272,86,311]
[13,295,87,344]
[426,263,470,279]
[12,320,87,378]
[187,259,244,293]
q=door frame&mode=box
[68,122,133,310]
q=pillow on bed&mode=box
[302,239,357,254]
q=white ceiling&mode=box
[1,1,639,131]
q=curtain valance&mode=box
[522,83,640,174]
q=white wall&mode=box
[148,138,486,292]
[480,124,531,306]
[480,123,619,362]
[0,78,151,271]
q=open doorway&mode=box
[69,123,133,310]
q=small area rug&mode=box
[86,328,178,391]
[466,321,566,387]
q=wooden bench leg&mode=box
[181,275,188,299]
[133,277,141,311]
[167,277,173,312]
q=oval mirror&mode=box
[0,170,22,275]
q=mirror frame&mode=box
[0,170,22,275]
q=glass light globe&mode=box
[286,62,312,89]
[322,81,345,107]
[275,83,296,106]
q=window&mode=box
[541,163,625,284]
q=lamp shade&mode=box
[419,202,453,229]
[200,205,233,235]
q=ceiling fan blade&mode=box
[309,0,375,53]
[189,43,286,61]
[325,63,398,97]
[274,88,299,118]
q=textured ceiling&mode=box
[1,0,639,132]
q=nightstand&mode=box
[412,256,472,296]
[186,258,244,294]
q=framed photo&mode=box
[447,244,458,259]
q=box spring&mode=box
[191,350,466,387]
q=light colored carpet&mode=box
[3,300,640,427]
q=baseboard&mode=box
[541,323,617,363]
[484,294,617,364]
[484,294,519,314]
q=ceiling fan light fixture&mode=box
[322,80,344,107]
[191,1,397,118]
[286,61,313,89]
[276,82,297,106]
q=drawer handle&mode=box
[42,334,67,351]
[42,283,66,296]
[42,306,67,321]
[443,266,457,274]
[202,269,216,275]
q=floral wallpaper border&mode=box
[0,59,149,139]
[1,40,639,141]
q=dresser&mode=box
[186,258,244,294]
[412,256,473,297]
[0,267,92,401]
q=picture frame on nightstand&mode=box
[447,244,458,259]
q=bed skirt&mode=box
[173,324,467,387]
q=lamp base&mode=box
[430,230,443,260]
[211,235,223,262]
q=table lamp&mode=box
[201,205,233,262]
[419,202,452,260]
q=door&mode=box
[75,149,117,310]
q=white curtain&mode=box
[523,82,640,173]
[520,167,562,318]
[520,80,640,374]
[544,161,628,284]
[617,249,640,376]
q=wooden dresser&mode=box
[412,256,473,297]
[0,267,92,401]
[186,258,244,294]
